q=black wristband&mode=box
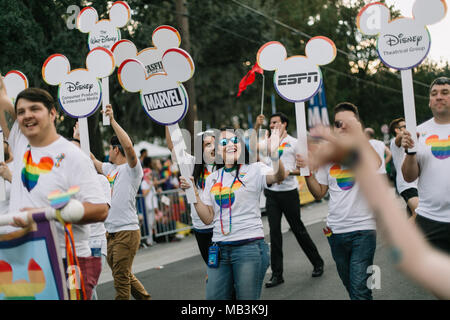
[405,149,417,155]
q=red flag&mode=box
[237,63,263,97]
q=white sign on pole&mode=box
[357,0,447,152]
[77,1,131,126]
[257,37,337,175]
[42,48,115,155]
[117,47,197,203]
[1,70,29,201]
[112,25,181,78]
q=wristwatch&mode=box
[405,149,417,155]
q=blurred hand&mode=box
[255,114,265,128]
[0,74,13,109]
[0,162,12,182]
[400,130,415,151]
[102,104,115,122]
[266,127,281,159]
[179,176,195,191]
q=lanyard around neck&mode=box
[219,165,240,236]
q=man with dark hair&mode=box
[139,148,147,166]
[0,78,109,300]
[401,76,450,253]
[388,117,418,218]
[298,102,382,300]
[256,112,324,288]
[91,104,151,300]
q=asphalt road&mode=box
[96,200,435,301]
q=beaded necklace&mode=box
[219,165,240,236]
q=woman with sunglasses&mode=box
[180,127,286,300]
[166,127,216,265]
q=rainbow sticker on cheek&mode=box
[425,135,450,159]
[210,181,243,208]
[330,164,355,191]
[278,142,291,157]
[21,150,54,192]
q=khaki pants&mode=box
[106,230,151,300]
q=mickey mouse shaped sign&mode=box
[42,48,115,155]
[118,47,197,203]
[257,37,337,175]
[112,25,181,77]
[77,1,131,125]
[357,0,447,152]
[1,71,29,200]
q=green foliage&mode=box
[0,0,448,153]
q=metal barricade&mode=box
[136,188,193,245]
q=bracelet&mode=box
[405,149,416,155]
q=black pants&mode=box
[193,229,214,265]
[416,214,450,254]
[265,189,323,277]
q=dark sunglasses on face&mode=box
[334,120,343,128]
[398,125,406,129]
[219,136,240,146]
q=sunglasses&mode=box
[219,136,240,146]
[398,125,406,129]
[334,120,343,128]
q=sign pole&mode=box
[168,124,197,203]
[295,102,310,176]
[102,77,110,125]
[78,118,91,156]
[400,69,418,152]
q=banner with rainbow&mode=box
[0,214,67,300]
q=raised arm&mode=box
[296,154,328,200]
[0,74,16,139]
[104,104,138,168]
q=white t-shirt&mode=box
[175,150,214,230]
[140,179,158,211]
[102,161,143,233]
[265,135,299,192]
[390,137,418,194]
[8,122,107,257]
[0,162,19,235]
[201,162,271,242]
[314,140,382,234]
[88,174,111,256]
[414,118,450,222]
[369,139,387,174]
[316,162,377,234]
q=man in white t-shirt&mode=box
[0,84,109,300]
[388,118,418,217]
[91,104,151,300]
[255,113,324,288]
[298,102,382,300]
[401,77,450,253]
[364,127,391,174]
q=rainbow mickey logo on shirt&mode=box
[278,142,291,157]
[329,164,355,190]
[21,150,54,192]
[425,135,450,159]
[210,180,243,208]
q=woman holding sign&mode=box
[166,127,217,265]
[180,127,286,300]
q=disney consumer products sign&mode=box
[42,48,115,155]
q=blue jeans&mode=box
[206,239,270,300]
[327,230,377,300]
